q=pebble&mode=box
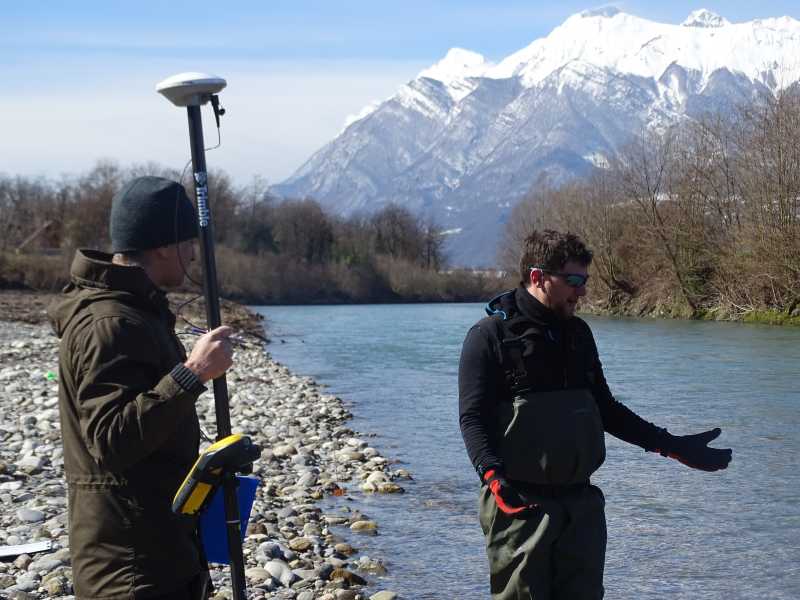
[0,317,413,599]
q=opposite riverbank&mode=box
[3,287,798,328]
[0,292,408,600]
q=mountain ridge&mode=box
[273,9,800,266]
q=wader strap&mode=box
[499,324,543,395]
[500,339,530,394]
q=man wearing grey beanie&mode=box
[49,176,232,599]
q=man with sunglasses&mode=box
[459,229,731,600]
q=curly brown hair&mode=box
[518,230,593,283]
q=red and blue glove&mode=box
[483,469,538,516]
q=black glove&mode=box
[658,428,732,472]
[483,469,538,516]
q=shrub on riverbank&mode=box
[503,89,800,322]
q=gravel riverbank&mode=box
[0,312,408,600]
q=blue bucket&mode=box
[200,476,259,565]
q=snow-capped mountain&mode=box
[273,8,800,266]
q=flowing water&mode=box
[252,304,800,600]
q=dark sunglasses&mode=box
[530,267,589,288]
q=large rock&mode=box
[16,508,45,523]
[265,559,299,587]
[349,520,378,534]
[16,455,43,475]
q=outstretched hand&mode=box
[662,427,732,472]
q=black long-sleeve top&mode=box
[458,286,666,479]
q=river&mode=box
[252,303,800,600]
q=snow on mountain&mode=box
[274,9,800,266]
[682,9,730,28]
[489,9,800,91]
[418,48,493,101]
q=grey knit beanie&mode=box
[110,176,198,253]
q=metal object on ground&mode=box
[0,540,53,559]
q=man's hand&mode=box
[184,326,234,383]
[659,428,732,472]
[483,469,538,516]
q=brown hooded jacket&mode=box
[49,249,205,599]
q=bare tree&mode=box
[272,198,334,265]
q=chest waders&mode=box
[479,315,607,600]
[496,324,606,487]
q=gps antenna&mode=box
[156,72,248,600]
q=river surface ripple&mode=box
[253,304,800,600]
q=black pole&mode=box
[186,104,247,600]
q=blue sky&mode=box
[4,1,800,183]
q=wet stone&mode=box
[334,543,356,556]
[349,520,378,534]
[330,568,367,586]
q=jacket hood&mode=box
[48,249,166,337]
[485,289,517,320]
[485,285,562,327]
